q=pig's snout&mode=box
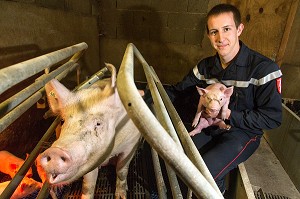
[40,148,72,183]
[42,148,71,165]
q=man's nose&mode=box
[217,32,224,43]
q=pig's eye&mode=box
[96,122,101,126]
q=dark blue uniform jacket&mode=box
[166,41,282,135]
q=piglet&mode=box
[0,151,33,178]
[0,177,42,199]
[189,83,233,136]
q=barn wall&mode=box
[281,1,300,99]
[0,0,100,82]
[0,0,100,156]
[0,0,299,159]
[98,0,217,84]
[98,0,296,86]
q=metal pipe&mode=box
[151,148,168,199]
[0,63,78,133]
[117,43,223,199]
[73,66,108,91]
[133,43,222,197]
[148,84,183,198]
[0,117,61,199]
[0,66,109,199]
[0,42,88,95]
[149,66,223,197]
[0,61,78,118]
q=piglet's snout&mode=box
[40,148,72,183]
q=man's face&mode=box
[207,12,244,63]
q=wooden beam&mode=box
[276,0,300,67]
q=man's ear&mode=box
[237,23,244,36]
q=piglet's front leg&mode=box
[192,110,202,127]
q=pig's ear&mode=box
[105,63,116,88]
[45,79,71,115]
[196,86,208,96]
[224,86,234,97]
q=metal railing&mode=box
[0,42,224,199]
[117,43,223,198]
[0,42,89,199]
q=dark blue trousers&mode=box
[191,127,261,192]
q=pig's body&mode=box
[0,177,41,199]
[189,83,233,136]
[0,151,33,178]
[39,64,141,199]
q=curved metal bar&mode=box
[149,66,223,197]
[0,61,78,118]
[0,63,78,133]
[0,117,61,199]
[0,42,88,95]
[117,43,223,199]
[0,66,109,199]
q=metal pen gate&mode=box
[0,42,223,199]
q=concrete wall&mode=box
[98,0,296,86]
[0,0,100,83]
[98,0,216,84]
[0,0,100,155]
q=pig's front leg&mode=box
[81,168,98,199]
[115,148,138,199]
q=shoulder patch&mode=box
[276,78,281,94]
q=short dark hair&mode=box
[206,4,242,33]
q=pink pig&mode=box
[189,83,234,136]
[0,151,33,179]
[38,63,141,199]
[0,177,42,199]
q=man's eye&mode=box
[224,28,230,32]
[210,31,217,36]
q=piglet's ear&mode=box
[9,163,18,170]
[20,183,26,193]
[196,86,208,96]
[224,86,234,98]
[45,79,71,115]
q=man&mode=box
[145,3,282,194]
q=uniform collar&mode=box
[233,41,249,67]
[214,40,249,68]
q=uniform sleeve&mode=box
[165,69,202,102]
[230,74,282,131]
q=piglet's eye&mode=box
[96,122,101,126]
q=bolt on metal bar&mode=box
[0,42,88,95]
[117,43,223,199]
